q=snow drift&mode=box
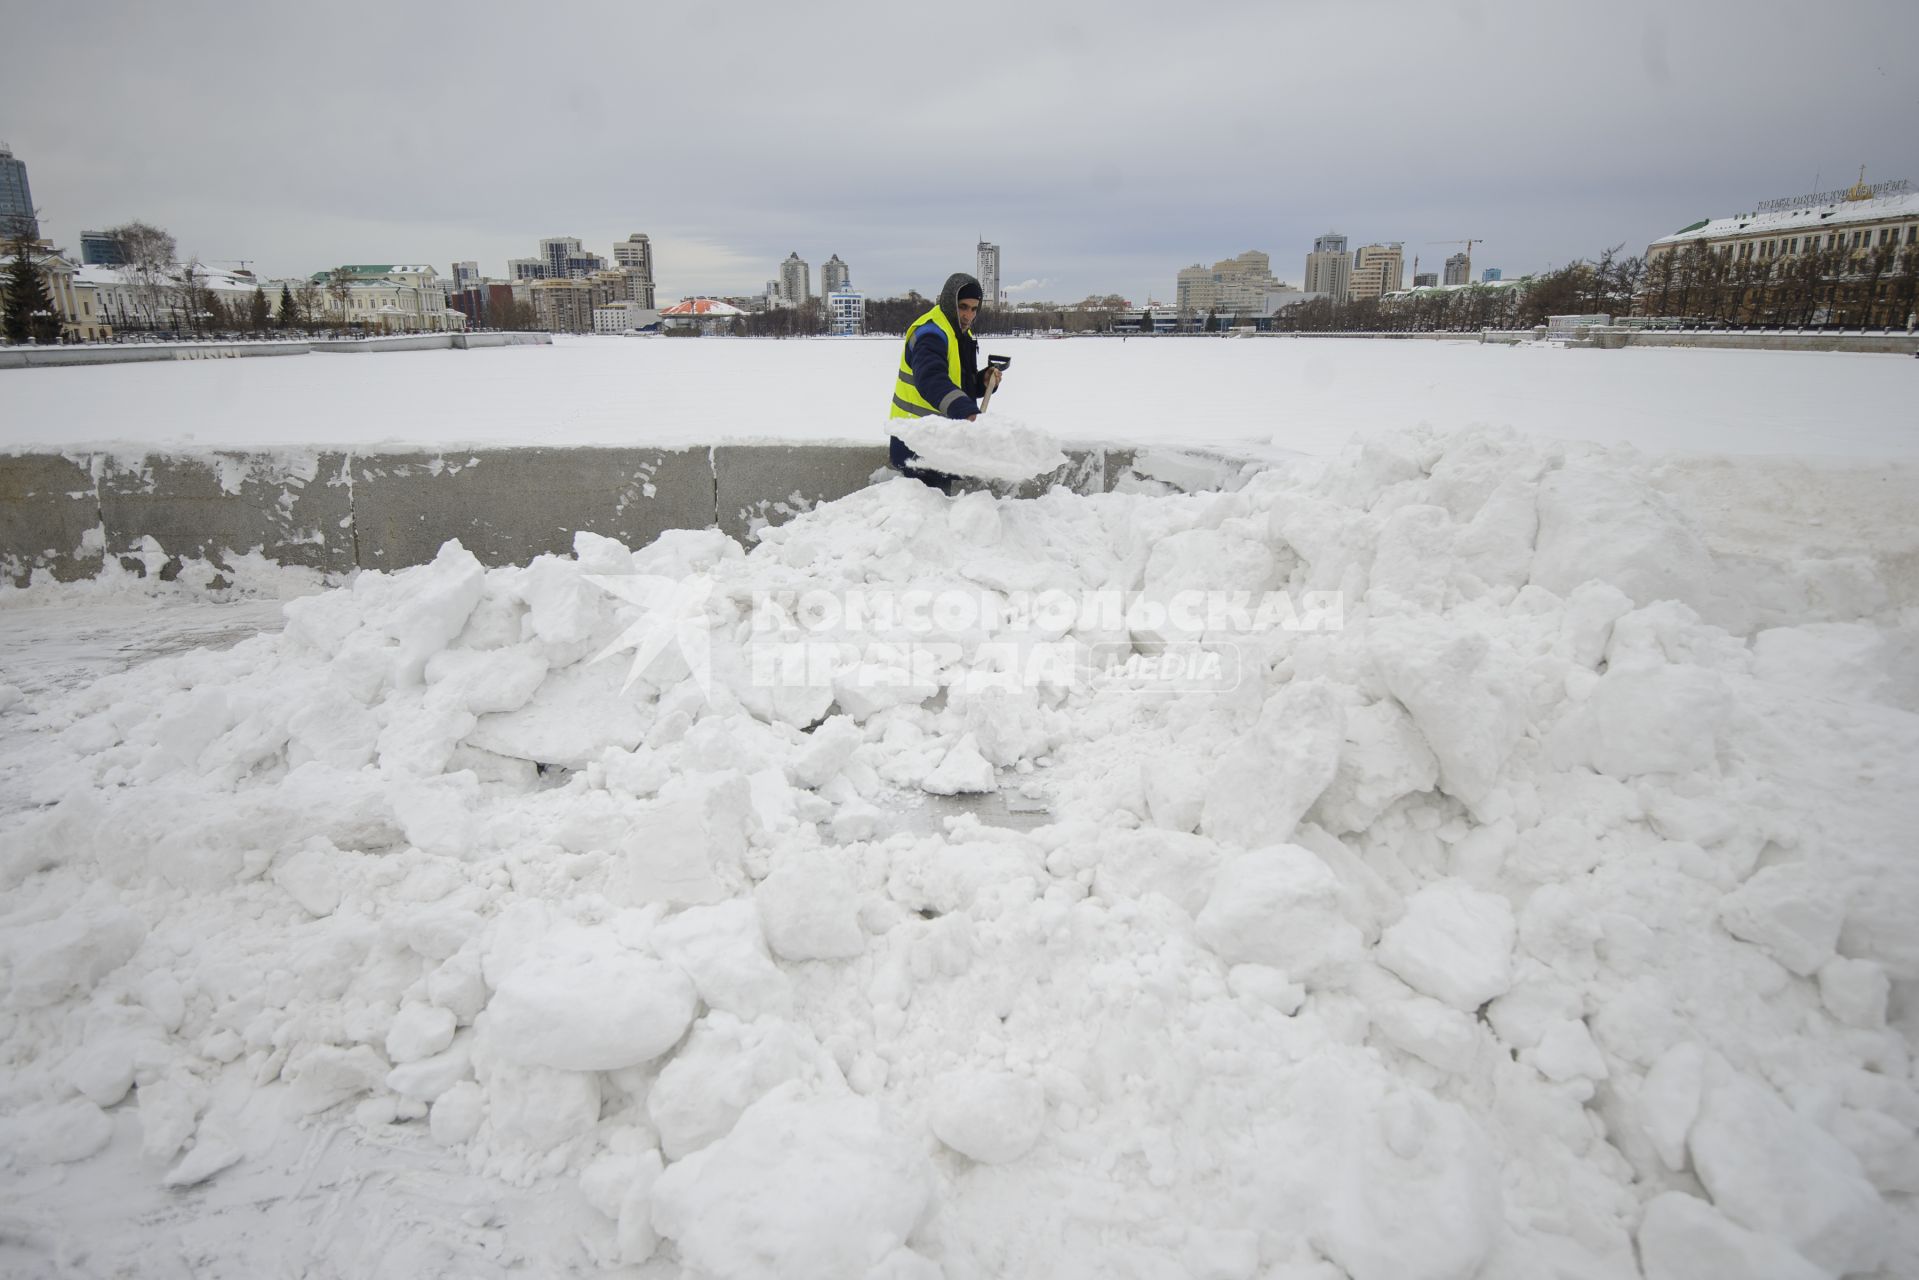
[1,426,1915,1278]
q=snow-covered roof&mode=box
[74,264,263,292]
[1649,188,1919,248]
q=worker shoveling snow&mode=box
[0,425,1915,1279]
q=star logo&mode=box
[585,572,718,699]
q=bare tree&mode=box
[1858,241,1898,327]
[295,279,323,330]
[1888,245,1919,331]
[327,268,353,329]
[105,221,178,329]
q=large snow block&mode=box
[352,447,714,569]
[1530,466,1748,631]
[97,450,353,573]
[998,447,1106,499]
[0,453,101,584]
[713,444,888,545]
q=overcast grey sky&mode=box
[4,0,1914,304]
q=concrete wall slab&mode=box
[350,447,714,568]
[713,443,890,543]
[97,451,354,574]
[0,453,101,584]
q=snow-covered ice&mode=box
[2,357,1918,1276]
[1,333,1915,456]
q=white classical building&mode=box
[77,262,267,331]
[1645,179,1918,267]
[309,264,463,331]
[22,251,112,341]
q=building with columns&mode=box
[1645,178,1917,270]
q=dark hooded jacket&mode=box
[903,272,986,419]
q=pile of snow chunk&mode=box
[2,425,1915,1277]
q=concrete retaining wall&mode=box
[1,442,1258,585]
[0,331,552,371]
[452,333,550,349]
[1581,329,1917,354]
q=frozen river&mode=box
[1,333,1913,458]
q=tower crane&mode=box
[1427,239,1481,283]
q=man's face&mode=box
[957,298,980,328]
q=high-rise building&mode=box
[1304,233,1351,301]
[538,236,605,279]
[1348,243,1404,301]
[541,237,581,278]
[1481,267,1503,283]
[1413,272,1438,288]
[0,144,37,240]
[1176,250,1290,317]
[614,234,656,309]
[975,239,1001,305]
[452,261,482,289]
[821,254,851,296]
[1443,252,1471,287]
[778,252,810,306]
[507,258,545,281]
[81,231,126,266]
[613,233,653,276]
[530,276,616,333]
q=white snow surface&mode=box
[2,333,1917,456]
[2,423,1918,1277]
[893,416,1069,481]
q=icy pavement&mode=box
[0,598,289,698]
[2,428,1918,1279]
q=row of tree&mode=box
[1263,240,1918,333]
[1640,238,1919,328]
[726,292,1175,339]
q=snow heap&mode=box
[891,414,1069,483]
[2,426,1915,1278]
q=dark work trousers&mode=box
[889,434,959,496]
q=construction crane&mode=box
[1427,239,1481,284]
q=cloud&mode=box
[1000,279,1049,296]
[1,0,1911,304]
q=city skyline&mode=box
[2,1,1912,304]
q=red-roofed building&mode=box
[659,297,745,334]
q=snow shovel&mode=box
[979,354,1013,412]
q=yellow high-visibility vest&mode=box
[890,305,966,418]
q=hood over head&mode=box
[938,272,984,328]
